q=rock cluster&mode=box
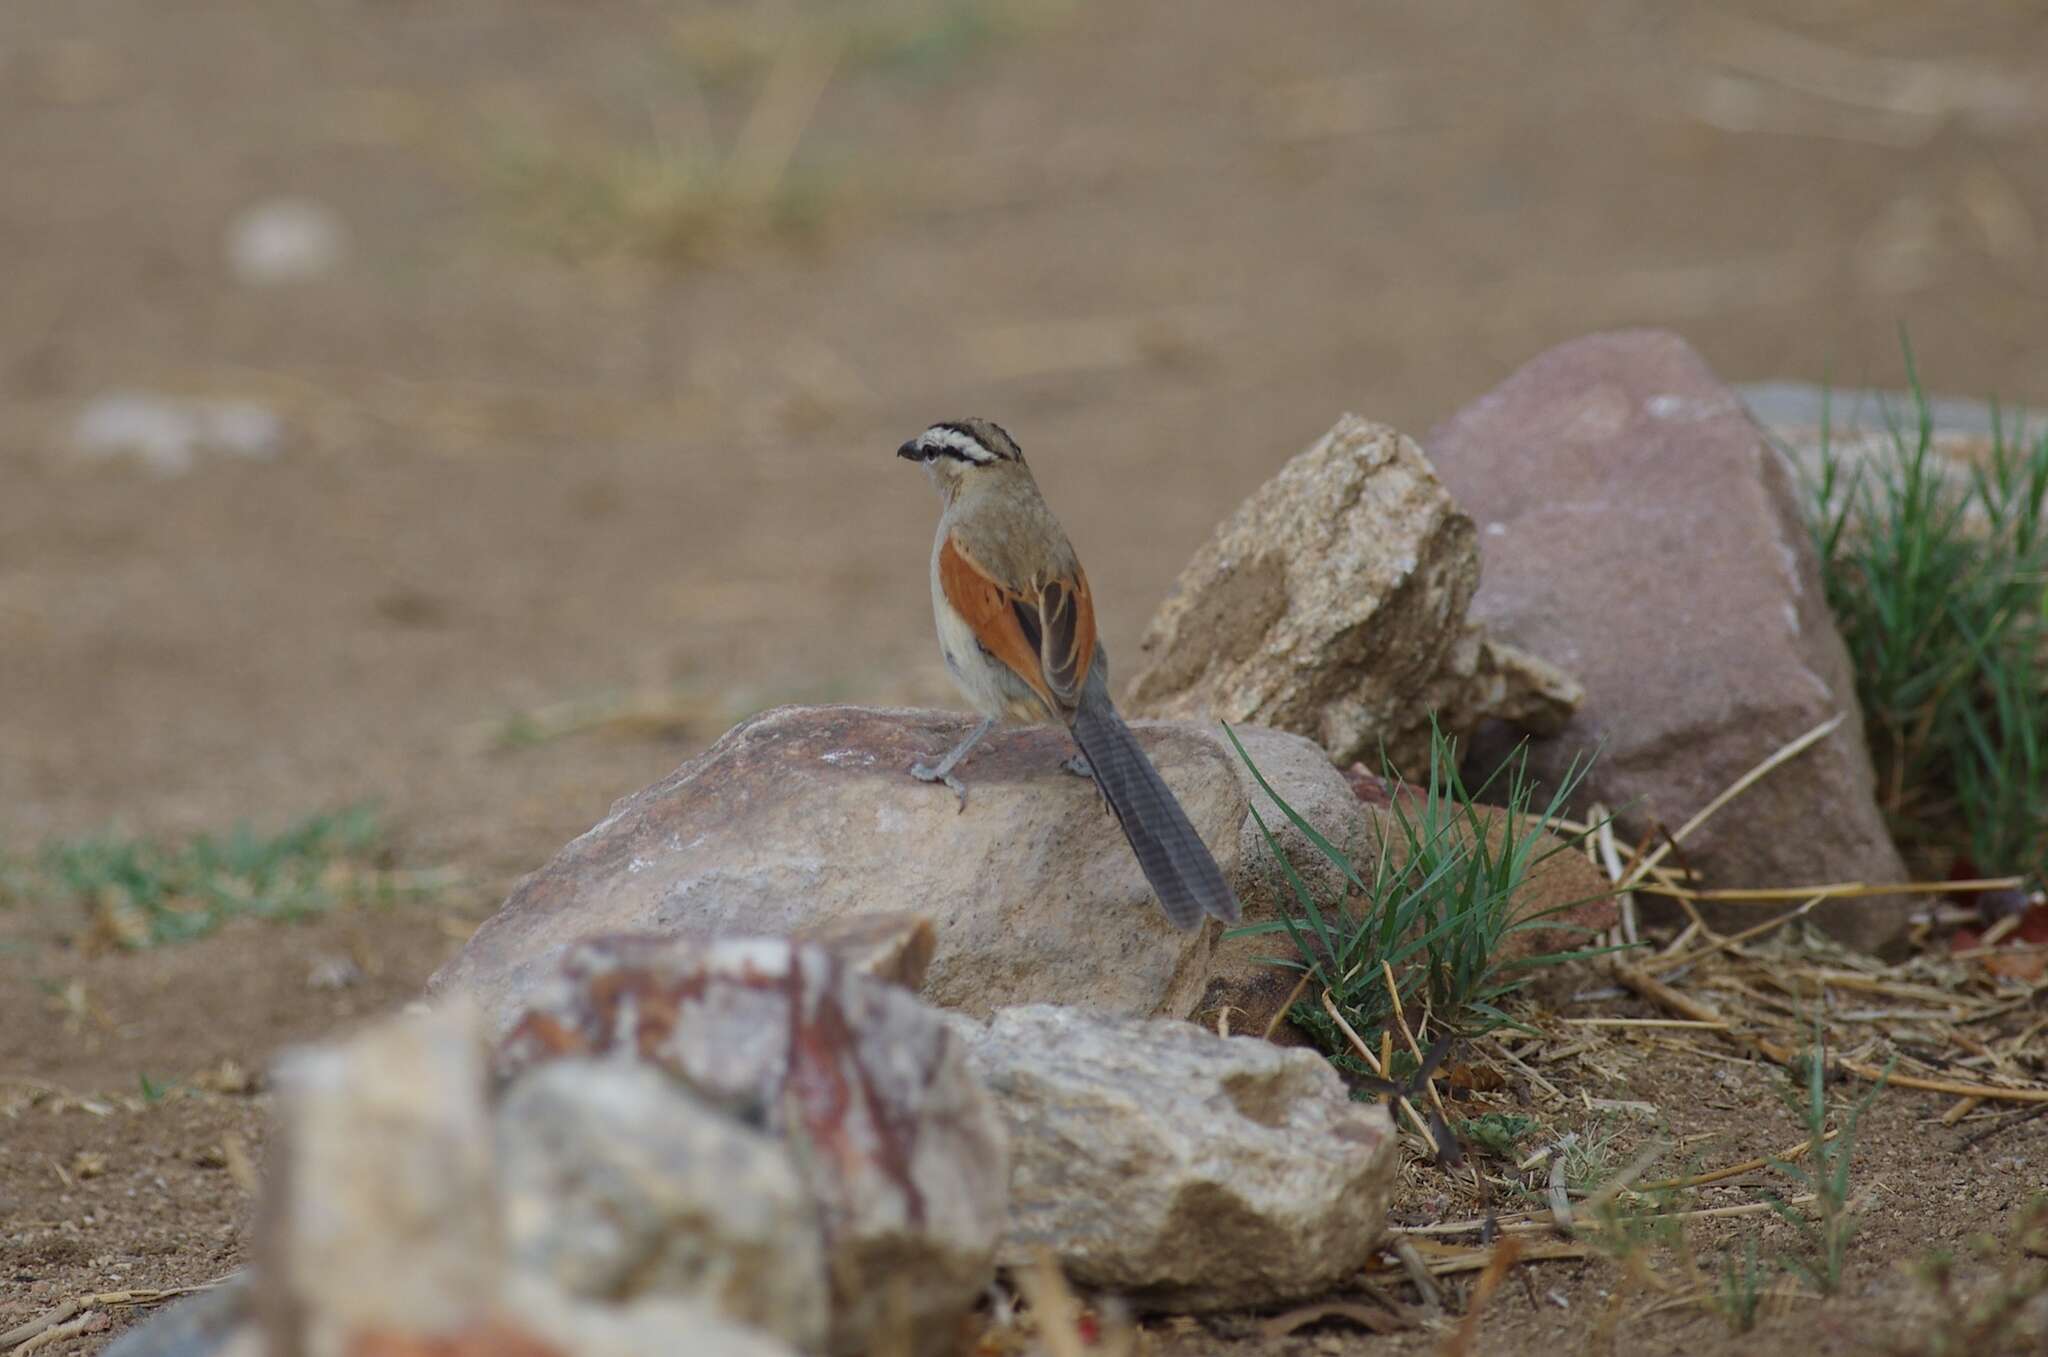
[119,936,1402,1357]
[113,325,1925,1357]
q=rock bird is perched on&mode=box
[896,418,1240,930]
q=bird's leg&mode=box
[912,716,994,813]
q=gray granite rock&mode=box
[960,1005,1398,1310]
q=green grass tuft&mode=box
[485,135,837,268]
[1714,1237,1772,1335]
[1759,1028,1890,1295]
[1455,1111,1539,1160]
[1806,341,2048,882]
[29,806,408,948]
[1226,719,1611,1058]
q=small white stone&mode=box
[72,390,283,476]
[197,400,283,459]
[72,391,199,476]
[225,198,348,285]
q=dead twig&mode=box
[1436,1237,1522,1357]
[1392,1236,1445,1315]
[1620,715,1845,892]
[1640,875,2025,902]
[1647,893,1827,979]
[1841,1062,2048,1105]
[1637,1135,1836,1191]
[1320,990,1440,1150]
[9,1312,104,1357]
[1261,1301,1406,1339]
[0,1303,83,1354]
[1262,968,1314,1042]
[1406,1239,1588,1276]
[1609,961,1796,1064]
[1,1281,225,1353]
[1956,1104,2048,1152]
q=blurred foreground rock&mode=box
[218,1004,804,1357]
[429,707,1363,1034]
[101,1277,254,1357]
[1123,414,1582,772]
[1427,330,1910,946]
[496,934,1008,1356]
[960,1005,1397,1310]
[259,1005,502,1352]
[496,1061,828,1349]
[124,984,1036,1357]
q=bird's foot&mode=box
[911,760,969,813]
[1061,753,1094,778]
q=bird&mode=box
[895,417,1240,930]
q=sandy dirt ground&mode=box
[4,1,2048,1351]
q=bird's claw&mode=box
[1061,753,1093,778]
[911,761,969,813]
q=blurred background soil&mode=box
[3,1,2047,1347]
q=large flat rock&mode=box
[428,706,1363,1031]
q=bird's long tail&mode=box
[1069,671,1240,930]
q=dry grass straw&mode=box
[1324,696,2048,1355]
[1343,707,2044,1330]
[1434,1236,1523,1357]
[1,1282,225,1355]
[1542,712,2048,1121]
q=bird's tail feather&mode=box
[1069,678,1240,931]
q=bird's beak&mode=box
[896,439,924,462]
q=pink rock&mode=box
[1425,330,1908,946]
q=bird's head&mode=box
[896,418,1025,498]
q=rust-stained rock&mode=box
[792,911,936,991]
[496,934,1008,1357]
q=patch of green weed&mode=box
[1456,1111,1539,1160]
[1760,1030,1890,1295]
[1715,1237,1772,1335]
[1807,342,2048,881]
[1227,720,1611,1056]
[32,806,404,948]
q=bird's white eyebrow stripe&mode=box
[920,426,998,462]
